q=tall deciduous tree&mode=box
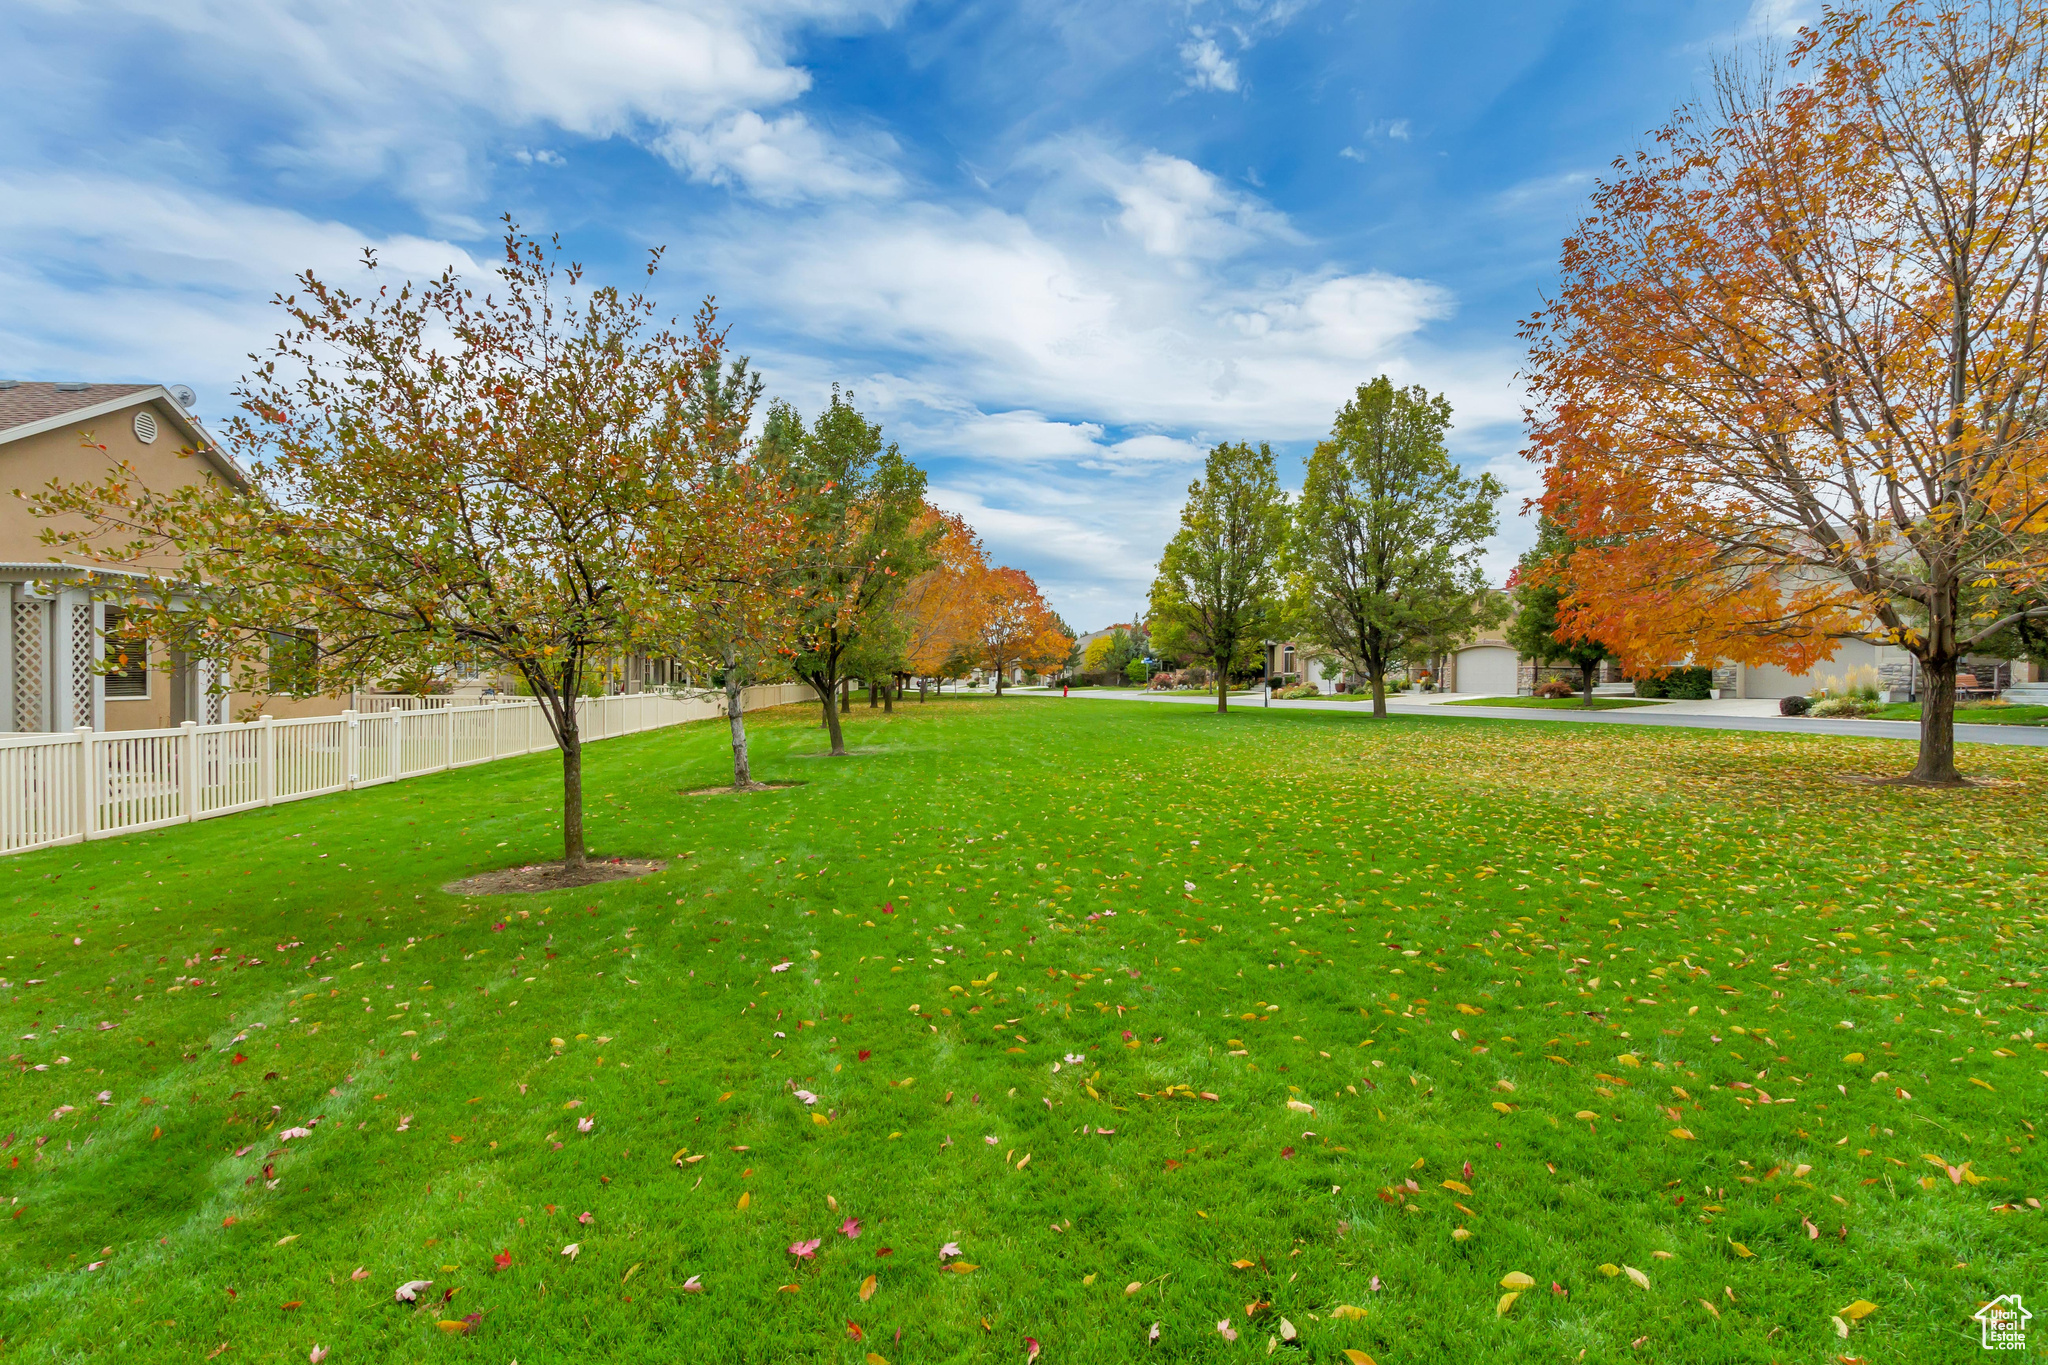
[897,507,987,700]
[1523,0,2048,785]
[973,565,1070,693]
[760,389,933,755]
[1147,442,1289,713]
[35,223,746,873]
[1289,377,1504,716]
[1506,516,1614,706]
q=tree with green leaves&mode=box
[758,389,934,755]
[1288,376,1504,717]
[1147,442,1289,713]
[1506,515,1613,705]
[34,223,749,876]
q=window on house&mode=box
[104,609,149,699]
[268,629,319,696]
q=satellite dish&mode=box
[169,384,198,408]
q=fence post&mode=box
[391,710,402,778]
[259,714,276,806]
[74,727,94,841]
[181,721,199,822]
[343,708,359,789]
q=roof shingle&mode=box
[0,382,158,436]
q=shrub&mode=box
[1533,677,1576,699]
[1778,694,1811,716]
[1811,664,1881,702]
[1386,678,1413,694]
[1275,684,1322,700]
[1633,666,1712,700]
[1810,695,1878,718]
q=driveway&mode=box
[1020,688,2048,749]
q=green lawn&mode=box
[1443,696,1668,711]
[5,700,2044,1363]
[1867,701,2048,726]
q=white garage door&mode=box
[1455,646,1520,697]
[1741,663,1810,699]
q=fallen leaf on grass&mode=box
[350,1267,369,1281]
[1699,1298,1720,1320]
[1329,1304,1367,1320]
[1441,1179,1472,1195]
[1728,1240,1756,1258]
[560,1244,580,1261]
[946,1263,980,1274]
[737,1192,750,1211]
[1230,1259,1256,1270]
[1216,1320,1237,1342]
[1669,1128,1695,1141]
[1127,1282,1143,1295]
[309,1347,327,1364]
[1497,1292,1519,1315]
[1838,1300,1878,1321]
[1624,1266,1650,1290]
[1500,1272,1534,1290]
[682,1275,704,1293]
[394,1280,433,1303]
[1341,1352,1377,1365]
[860,1274,877,1302]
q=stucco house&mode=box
[0,381,349,733]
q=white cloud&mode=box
[11,0,905,208]
[1106,151,1293,259]
[1179,33,1240,92]
[655,110,901,204]
[0,171,482,411]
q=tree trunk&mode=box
[882,677,894,713]
[1370,666,1387,719]
[822,680,847,756]
[1580,660,1597,707]
[726,671,752,788]
[1908,653,1964,785]
[1215,658,1229,714]
[560,727,586,867]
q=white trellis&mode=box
[0,682,815,856]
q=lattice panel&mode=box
[70,603,94,728]
[202,661,225,725]
[11,600,43,732]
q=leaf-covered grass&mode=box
[1865,701,2048,726]
[1442,696,1666,711]
[5,699,2043,1363]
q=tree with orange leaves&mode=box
[972,565,1070,695]
[896,505,988,699]
[1524,0,2048,785]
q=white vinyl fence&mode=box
[0,682,815,857]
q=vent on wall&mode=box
[133,410,159,444]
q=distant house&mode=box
[0,381,347,732]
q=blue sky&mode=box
[0,0,1812,629]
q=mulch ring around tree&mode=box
[684,780,806,796]
[442,857,667,896]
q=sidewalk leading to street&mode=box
[1015,687,2048,748]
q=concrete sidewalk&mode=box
[1019,687,2048,748]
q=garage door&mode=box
[1454,646,1520,697]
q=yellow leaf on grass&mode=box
[867,1355,890,1365]
[1441,1179,1473,1195]
[1624,1265,1650,1290]
[1500,1272,1534,1290]
[436,1322,470,1334]
[737,1192,750,1211]
[947,1263,979,1274]
[1669,1128,1696,1141]
[1598,1264,1621,1277]
[1728,1240,1756,1259]
[859,1274,877,1302]
[1451,1227,1472,1242]
[1575,1110,1599,1121]
[1842,1052,1864,1064]
[1231,1259,1257,1269]
[1496,1291,1520,1316]
[777,1284,800,1294]
[813,1112,830,1125]
[1699,1298,1720,1320]
[1329,1304,1368,1320]
[1341,1351,1377,1365]
[1455,1004,1483,1015]
[1838,1300,1878,1321]
[1126,1282,1143,1295]
[1491,1102,1515,1114]
[1082,1273,1096,1286]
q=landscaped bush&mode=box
[1533,677,1577,699]
[1779,694,1811,716]
[1810,695,1879,718]
[1275,684,1322,699]
[1633,666,1713,699]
